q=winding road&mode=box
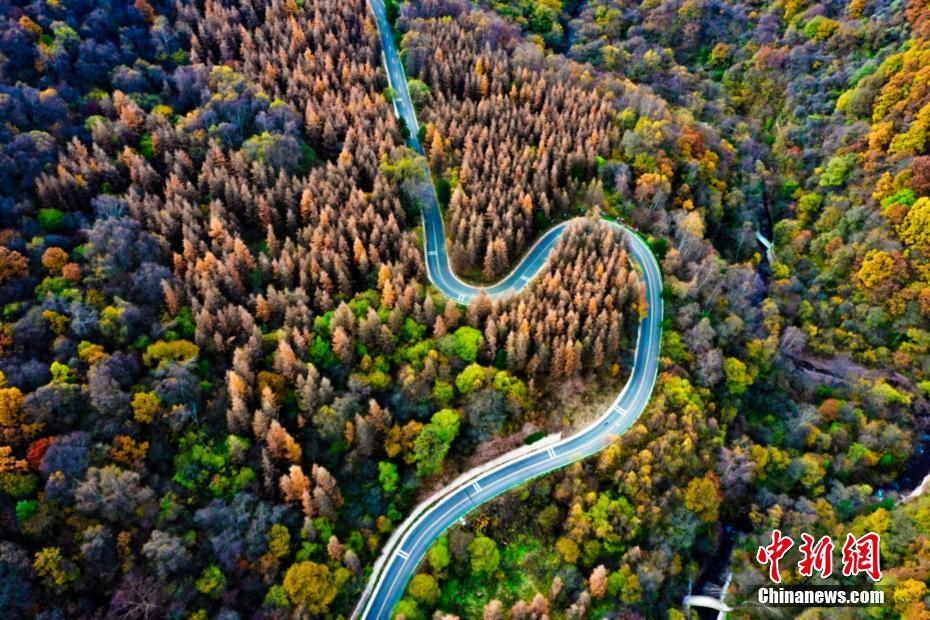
[354,1,665,617]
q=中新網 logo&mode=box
[756,530,882,583]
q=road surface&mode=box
[354,1,665,617]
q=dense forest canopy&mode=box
[0,0,928,617]
[0,0,644,616]
[389,0,930,618]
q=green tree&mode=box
[37,208,65,232]
[241,131,313,175]
[467,535,500,576]
[393,598,422,620]
[379,151,428,198]
[195,565,227,598]
[455,363,488,394]
[378,461,399,493]
[796,192,823,224]
[407,79,432,109]
[413,409,461,477]
[453,326,482,362]
[492,370,527,402]
[139,133,154,158]
[804,15,840,40]
[408,573,440,605]
[819,154,855,187]
[431,380,454,405]
[264,584,290,608]
[172,433,255,498]
[607,565,642,604]
[428,535,451,573]
[723,357,753,395]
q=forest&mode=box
[0,0,928,617]
[0,0,644,616]
[386,0,930,618]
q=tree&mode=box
[142,531,192,579]
[455,363,488,395]
[0,385,24,428]
[143,340,199,368]
[195,565,226,598]
[407,79,432,109]
[312,464,344,514]
[723,357,753,395]
[431,380,454,405]
[819,154,855,187]
[911,156,930,195]
[453,326,483,362]
[428,536,451,572]
[483,239,509,279]
[76,466,154,523]
[108,574,167,620]
[683,473,722,523]
[41,247,69,274]
[34,547,78,592]
[409,573,440,605]
[385,420,423,462]
[379,461,399,493]
[393,598,423,620]
[607,566,642,604]
[463,388,507,443]
[467,535,500,576]
[556,537,580,563]
[0,248,28,285]
[898,196,930,252]
[413,409,461,477]
[589,565,608,599]
[241,132,311,175]
[483,600,504,620]
[266,420,302,463]
[893,579,929,616]
[131,392,161,424]
[39,432,90,478]
[111,435,149,468]
[855,250,905,300]
[283,561,341,614]
[80,525,117,582]
[327,536,345,562]
[429,129,445,174]
[267,524,291,559]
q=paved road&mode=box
[355,1,665,617]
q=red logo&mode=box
[798,534,834,578]
[756,531,882,583]
[841,532,882,582]
[756,529,794,583]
